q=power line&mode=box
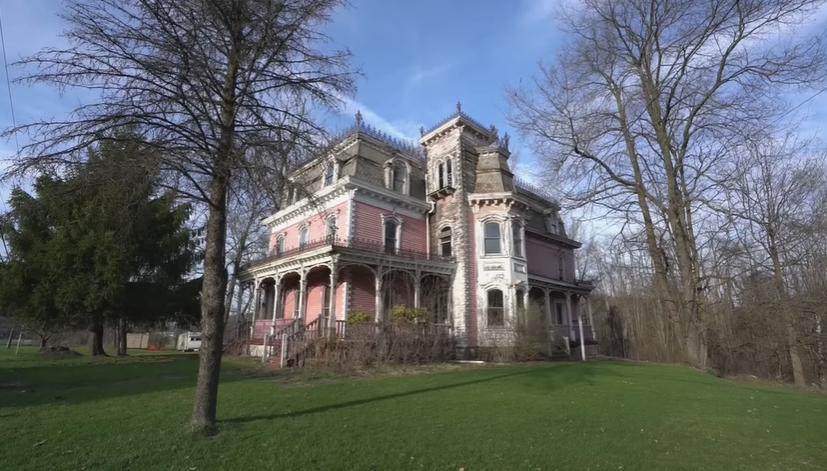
[0,2,20,154]
[772,84,827,126]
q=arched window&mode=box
[438,162,445,189]
[275,235,285,255]
[384,220,398,254]
[325,216,337,243]
[439,226,452,257]
[484,222,501,255]
[392,161,407,193]
[487,289,505,327]
[324,161,335,186]
[512,222,523,257]
[299,225,309,249]
[558,252,564,280]
[286,187,294,205]
[446,159,453,187]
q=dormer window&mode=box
[299,225,309,249]
[546,215,558,234]
[324,161,335,186]
[392,160,407,194]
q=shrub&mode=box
[347,309,373,325]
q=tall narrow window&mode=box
[438,163,445,189]
[487,289,505,327]
[516,289,525,316]
[446,159,453,186]
[392,161,406,193]
[275,235,284,255]
[439,226,452,257]
[325,217,337,243]
[384,220,398,254]
[286,187,294,205]
[558,252,564,280]
[324,161,335,186]
[513,223,523,257]
[299,226,309,249]
[484,222,501,255]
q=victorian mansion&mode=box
[238,105,596,358]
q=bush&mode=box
[389,305,431,324]
[347,309,373,325]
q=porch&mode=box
[522,275,597,348]
[240,236,455,349]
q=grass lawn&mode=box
[1,347,826,470]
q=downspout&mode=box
[425,173,435,259]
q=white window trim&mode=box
[437,224,452,257]
[511,218,525,259]
[298,223,310,248]
[381,213,403,254]
[479,215,506,256]
[484,287,507,328]
[386,158,410,196]
[274,233,286,255]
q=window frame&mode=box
[512,222,523,257]
[298,225,309,249]
[391,160,407,194]
[324,161,335,186]
[438,226,452,257]
[483,222,502,255]
[325,216,337,243]
[486,289,505,327]
[274,234,285,255]
[383,219,399,254]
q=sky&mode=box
[1,0,826,226]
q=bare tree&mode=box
[509,0,827,367]
[5,0,356,433]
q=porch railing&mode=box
[244,236,453,269]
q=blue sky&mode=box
[0,0,564,179]
[1,0,826,219]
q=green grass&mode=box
[1,347,826,470]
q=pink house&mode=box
[238,106,596,359]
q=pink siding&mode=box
[269,201,349,254]
[526,237,576,282]
[351,201,427,253]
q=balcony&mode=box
[245,236,453,270]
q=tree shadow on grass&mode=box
[222,368,533,425]
[0,354,244,409]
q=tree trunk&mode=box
[89,318,106,356]
[815,313,826,389]
[5,325,13,348]
[191,173,230,434]
[117,317,128,356]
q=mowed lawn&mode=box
[1,348,826,471]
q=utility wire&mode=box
[0,2,20,154]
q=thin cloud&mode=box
[406,63,452,88]
[341,97,423,142]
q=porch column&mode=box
[298,270,307,324]
[328,265,338,337]
[587,296,596,341]
[413,270,421,309]
[565,292,575,339]
[577,295,586,362]
[252,279,261,323]
[270,276,281,335]
[543,289,552,326]
[375,270,384,322]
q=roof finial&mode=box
[419,126,426,137]
[355,110,363,126]
[502,132,510,150]
[456,101,462,114]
